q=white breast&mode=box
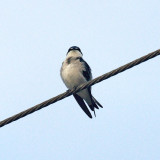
[61,61,87,89]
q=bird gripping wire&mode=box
[0,49,160,128]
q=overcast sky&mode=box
[0,0,160,160]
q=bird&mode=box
[60,46,103,118]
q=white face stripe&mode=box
[66,50,82,58]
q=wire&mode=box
[0,49,160,128]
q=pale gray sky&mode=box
[0,1,160,160]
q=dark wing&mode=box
[73,94,92,118]
[77,57,92,81]
[75,57,103,117]
[79,57,99,110]
[82,61,92,81]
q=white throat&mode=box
[67,50,82,58]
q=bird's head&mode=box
[66,46,83,57]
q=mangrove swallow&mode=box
[60,46,103,118]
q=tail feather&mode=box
[89,97,102,117]
[88,104,94,111]
[93,97,103,108]
[73,94,92,118]
[89,104,97,117]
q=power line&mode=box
[0,49,160,128]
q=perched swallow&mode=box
[60,46,103,118]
